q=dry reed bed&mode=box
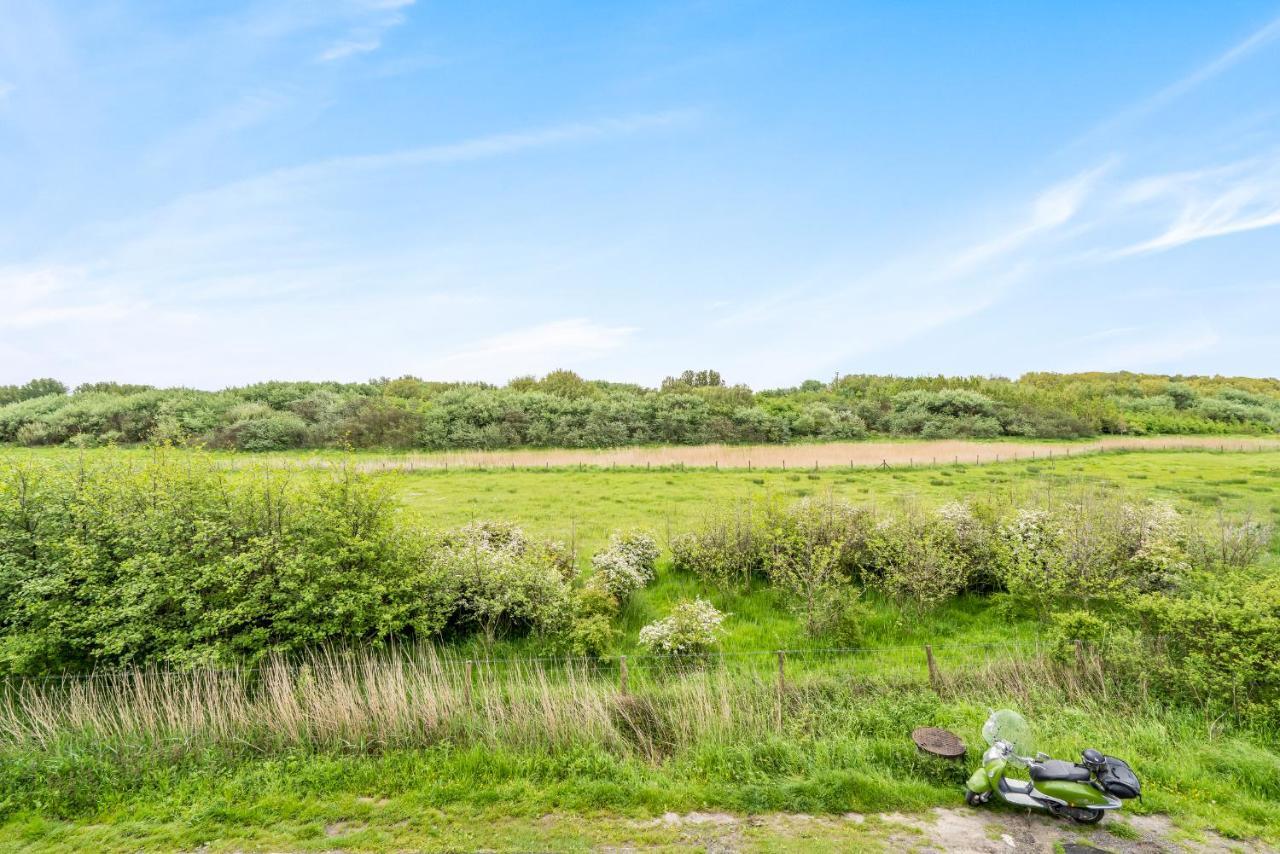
[227,437,1280,472]
[0,643,1079,760]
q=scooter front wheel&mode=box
[964,789,988,807]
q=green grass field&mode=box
[2,445,1278,851]
[376,447,1280,550]
[382,446,1280,662]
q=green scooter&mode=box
[964,710,1141,825]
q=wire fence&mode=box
[209,437,1280,474]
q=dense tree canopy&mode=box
[0,371,1277,451]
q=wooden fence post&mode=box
[619,655,628,695]
[464,659,473,706]
[775,650,786,731]
[924,644,940,690]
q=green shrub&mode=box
[866,509,970,611]
[768,541,848,636]
[223,411,309,451]
[1128,577,1280,723]
[0,452,435,671]
[0,455,595,672]
[1047,609,1108,663]
[670,503,766,588]
[993,496,1196,611]
[437,532,573,648]
[559,579,621,656]
[815,589,869,647]
[0,378,67,406]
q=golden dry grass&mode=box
[0,642,1088,761]
[231,436,1280,471]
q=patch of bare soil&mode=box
[624,807,1271,853]
[880,807,1268,853]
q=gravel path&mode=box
[626,807,1273,852]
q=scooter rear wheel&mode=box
[1064,806,1104,824]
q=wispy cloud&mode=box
[1112,156,1280,256]
[0,81,13,101]
[1085,329,1221,371]
[445,319,637,369]
[1141,14,1280,115]
[287,110,699,176]
[706,11,1280,380]
[1078,13,1280,144]
[319,39,382,62]
[0,265,147,329]
[317,0,417,63]
[1070,326,1142,344]
[137,109,698,216]
[947,163,1110,274]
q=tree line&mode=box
[1,369,1278,451]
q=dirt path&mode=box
[261,436,1280,472]
[617,807,1270,852]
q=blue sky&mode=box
[2,1,1279,389]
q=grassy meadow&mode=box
[1,444,1278,851]
[382,446,1280,545]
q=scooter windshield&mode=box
[982,709,1035,758]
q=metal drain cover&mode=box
[912,726,966,758]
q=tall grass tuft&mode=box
[0,641,1102,762]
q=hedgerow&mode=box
[0,452,576,672]
[672,492,1279,722]
[2,370,1279,451]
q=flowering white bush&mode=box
[612,531,660,571]
[438,524,575,647]
[936,501,979,540]
[591,531,659,601]
[1119,502,1189,591]
[451,520,574,580]
[1001,508,1058,557]
[455,519,528,553]
[637,598,726,654]
[1120,502,1183,551]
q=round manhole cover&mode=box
[912,726,966,758]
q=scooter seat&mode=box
[1029,760,1091,782]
